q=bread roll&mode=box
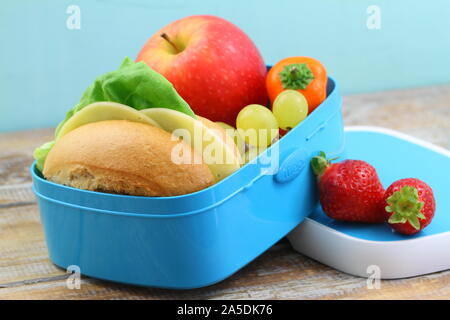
[43,120,215,196]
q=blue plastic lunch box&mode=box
[31,77,344,289]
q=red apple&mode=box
[136,15,268,125]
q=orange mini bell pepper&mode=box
[266,57,327,114]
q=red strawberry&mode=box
[383,178,435,235]
[311,152,385,223]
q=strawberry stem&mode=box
[310,151,330,177]
[386,185,425,230]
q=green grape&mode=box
[272,90,308,131]
[236,104,278,148]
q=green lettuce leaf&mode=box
[33,141,55,172]
[55,57,194,137]
[34,57,195,172]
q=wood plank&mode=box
[0,84,449,299]
[0,183,36,207]
[0,204,63,285]
[0,129,53,185]
[342,84,450,148]
[1,244,449,299]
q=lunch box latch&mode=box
[274,149,308,183]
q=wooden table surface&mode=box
[1,84,449,300]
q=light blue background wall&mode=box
[1,0,450,132]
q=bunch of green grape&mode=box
[217,89,309,163]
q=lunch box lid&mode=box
[288,126,450,279]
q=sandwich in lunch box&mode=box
[34,57,242,197]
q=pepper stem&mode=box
[279,63,315,90]
[386,185,426,230]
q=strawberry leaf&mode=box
[418,213,426,220]
[310,151,329,177]
[388,212,407,224]
[409,216,421,230]
[386,185,425,231]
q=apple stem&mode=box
[160,33,181,53]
